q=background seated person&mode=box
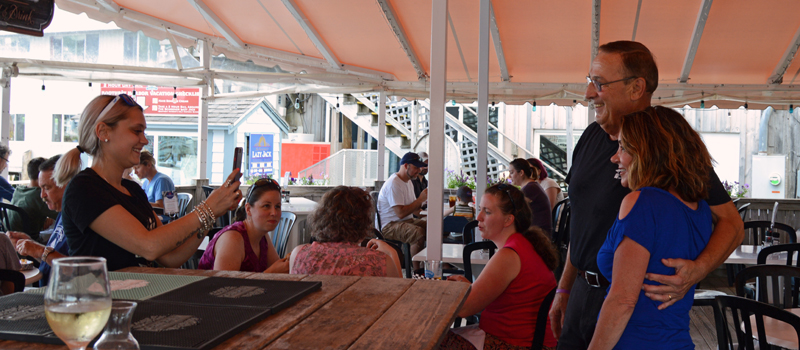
[0,145,14,202]
[9,157,57,242]
[290,186,402,277]
[198,178,289,273]
[441,184,558,350]
[527,157,565,209]
[8,155,71,287]
[134,150,175,208]
[0,234,20,295]
[443,186,475,220]
[377,152,428,269]
[508,158,552,237]
[411,151,429,198]
[58,94,242,271]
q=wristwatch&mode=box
[41,246,55,263]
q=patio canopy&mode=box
[15,0,800,108]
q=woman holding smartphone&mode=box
[56,94,243,271]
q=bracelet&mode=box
[556,289,570,295]
[200,201,216,223]
[41,246,55,263]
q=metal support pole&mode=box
[411,100,418,147]
[377,89,386,181]
[475,0,490,241]
[526,102,532,155]
[427,0,448,262]
[566,105,574,170]
[0,69,10,179]
[199,39,210,180]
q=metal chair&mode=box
[713,295,800,350]
[0,269,25,295]
[735,265,800,309]
[203,185,232,227]
[176,193,193,217]
[442,216,469,243]
[532,287,557,350]
[272,212,297,258]
[453,241,497,327]
[551,199,571,281]
[737,202,751,221]
[0,202,36,237]
[372,228,412,278]
[758,243,800,267]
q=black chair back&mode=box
[743,220,797,246]
[531,287,557,350]
[551,199,570,280]
[737,202,751,221]
[462,241,497,283]
[713,295,800,350]
[443,216,469,243]
[462,220,478,245]
[0,269,25,294]
[758,243,800,267]
[372,228,412,278]
[369,191,381,229]
[735,265,800,309]
[0,202,35,237]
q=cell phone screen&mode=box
[232,147,243,181]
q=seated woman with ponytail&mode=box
[440,184,559,350]
[59,95,243,271]
[198,178,289,273]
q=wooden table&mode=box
[0,267,470,350]
[725,246,793,265]
[747,308,800,349]
[412,243,490,265]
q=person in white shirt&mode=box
[377,152,428,269]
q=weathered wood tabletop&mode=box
[0,267,470,350]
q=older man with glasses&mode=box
[0,145,14,202]
[548,41,744,349]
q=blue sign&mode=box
[249,134,274,176]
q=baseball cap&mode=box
[400,152,427,168]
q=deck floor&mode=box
[691,268,736,350]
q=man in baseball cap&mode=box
[376,152,429,269]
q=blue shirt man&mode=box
[135,150,175,208]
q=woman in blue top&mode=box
[589,106,714,349]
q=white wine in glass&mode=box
[45,257,112,350]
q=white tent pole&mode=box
[199,39,210,180]
[411,100,418,147]
[475,0,490,242]
[427,0,448,263]
[377,89,386,182]
[0,69,10,179]
[566,105,574,170]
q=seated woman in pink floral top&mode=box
[290,186,402,277]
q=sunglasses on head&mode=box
[495,183,518,212]
[96,94,141,122]
[246,178,281,203]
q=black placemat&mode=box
[129,300,271,350]
[148,277,321,313]
[0,293,62,345]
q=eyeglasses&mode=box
[586,76,637,92]
[495,183,518,213]
[0,156,7,163]
[246,177,281,204]
[96,94,141,122]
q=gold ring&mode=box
[225,180,232,188]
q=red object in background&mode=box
[281,143,330,178]
[100,84,200,115]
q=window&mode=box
[157,135,197,186]
[9,114,23,141]
[50,34,99,63]
[123,32,165,66]
[52,114,78,142]
[0,36,30,55]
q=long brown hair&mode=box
[485,184,559,271]
[620,106,712,202]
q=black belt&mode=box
[579,270,610,288]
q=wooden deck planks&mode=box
[350,279,471,350]
[265,276,413,350]
[215,274,359,350]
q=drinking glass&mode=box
[45,257,112,350]
[94,301,139,350]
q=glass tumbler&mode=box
[94,300,140,350]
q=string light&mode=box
[790,104,794,114]
[88,82,92,87]
[532,101,537,112]
[491,101,495,107]
[744,101,748,109]
[173,87,177,99]
[335,96,339,108]
[700,100,705,109]
[41,80,45,91]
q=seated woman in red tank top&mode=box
[440,184,559,350]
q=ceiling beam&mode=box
[679,0,712,83]
[375,0,426,80]
[631,0,642,41]
[768,25,800,84]
[280,0,343,70]
[186,0,245,49]
[591,0,600,61]
[489,3,509,82]
[94,0,120,13]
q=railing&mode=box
[298,149,392,187]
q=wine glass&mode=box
[44,257,112,350]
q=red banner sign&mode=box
[100,84,201,116]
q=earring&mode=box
[104,139,108,143]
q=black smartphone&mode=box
[232,147,243,181]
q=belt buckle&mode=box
[585,271,601,288]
